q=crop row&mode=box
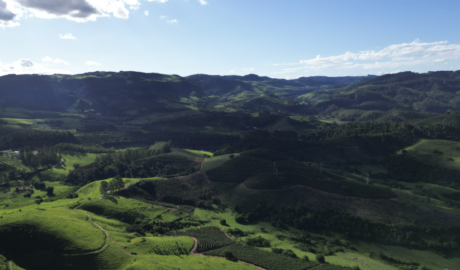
[167,226,235,252]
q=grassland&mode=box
[43,153,98,179]
[0,155,29,171]
[0,181,74,209]
[201,153,237,172]
[402,139,460,170]
[184,149,214,157]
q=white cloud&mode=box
[0,0,170,24]
[59,33,76,39]
[42,56,69,65]
[86,61,101,66]
[166,19,177,23]
[0,58,70,75]
[277,39,460,74]
[198,0,207,5]
[0,19,19,28]
[0,0,21,28]
[144,10,148,16]
[160,15,168,19]
[0,0,15,21]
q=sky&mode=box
[1,0,460,79]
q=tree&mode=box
[224,251,236,261]
[316,254,325,263]
[220,219,227,226]
[34,196,43,209]
[100,181,108,195]
[46,186,54,196]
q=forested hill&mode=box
[312,70,460,121]
[0,72,374,115]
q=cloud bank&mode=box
[276,39,460,74]
[0,0,206,27]
[0,58,70,75]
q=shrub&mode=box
[316,254,325,263]
[282,249,298,258]
[46,186,54,195]
[220,219,227,226]
[227,228,246,237]
[246,236,270,247]
[225,251,236,261]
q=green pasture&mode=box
[184,149,214,157]
[43,153,98,178]
[201,153,237,172]
[0,155,30,171]
[358,242,460,270]
[402,139,460,170]
[0,181,74,209]
[0,206,105,252]
[400,182,460,196]
[126,236,194,255]
[325,252,397,270]
[124,254,257,270]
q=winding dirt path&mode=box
[86,214,135,257]
[9,261,13,270]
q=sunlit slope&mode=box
[403,139,460,170]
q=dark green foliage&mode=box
[207,156,273,183]
[19,146,61,170]
[282,249,298,258]
[46,186,54,195]
[316,254,325,263]
[51,143,114,153]
[210,152,393,199]
[243,204,460,255]
[227,228,247,237]
[246,236,270,247]
[166,227,235,253]
[378,253,419,268]
[271,248,298,258]
[220,219,227,226]
[34,181,46,190]
[384,154,460,189]
[224,251,236,261]
[0,254,7,270]
[204,244,320,270]
[66,151,194,185]
[0,130,75,148]
[244,174,282,190]
[118,175,213,208]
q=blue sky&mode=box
[1,0,460,78]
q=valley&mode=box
[1,71,460,269]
